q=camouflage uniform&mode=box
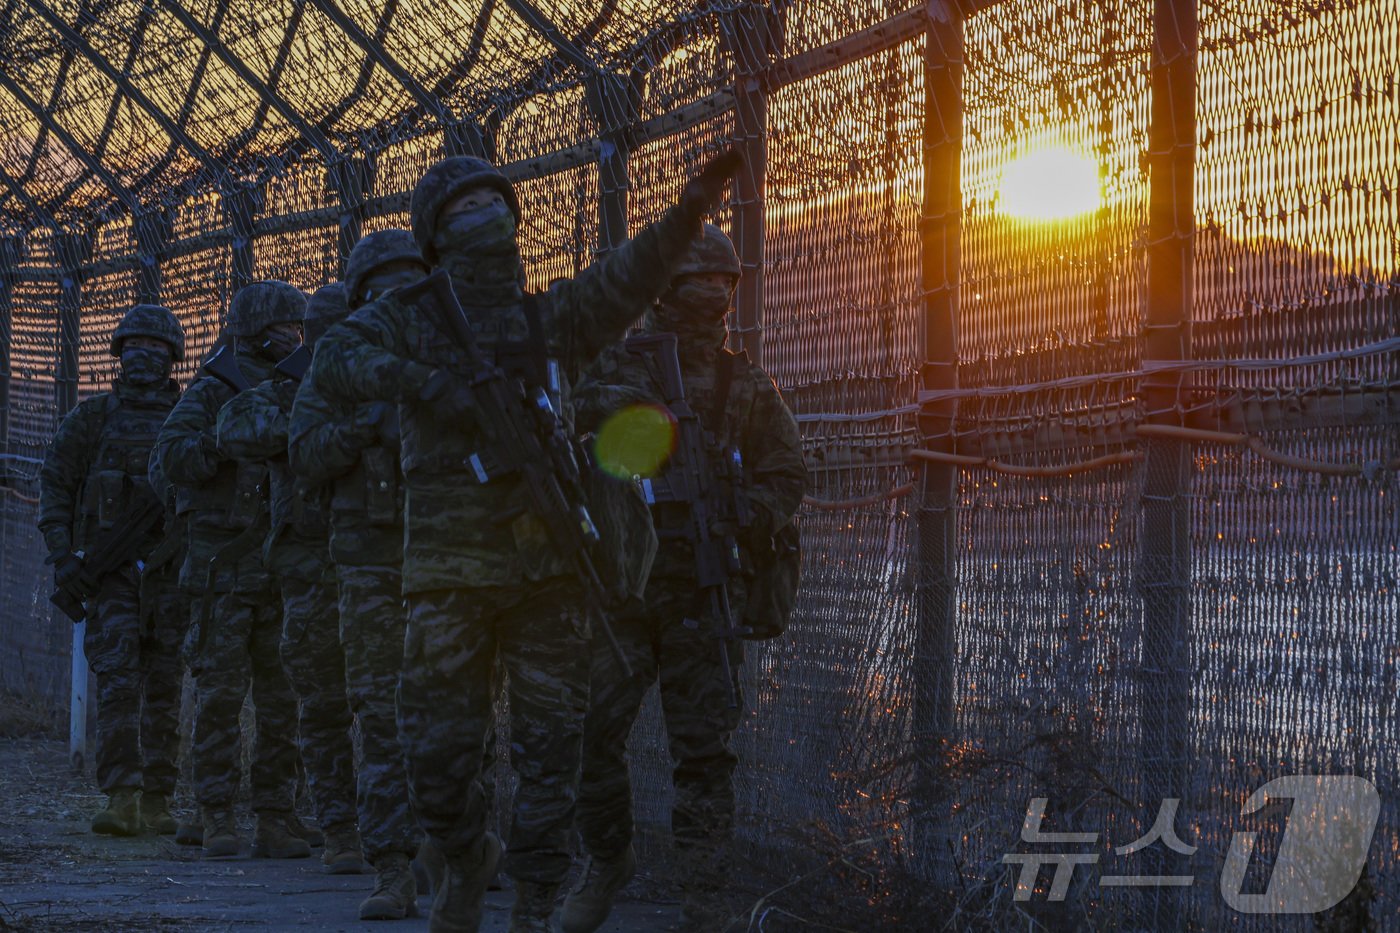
[288,235,427,882]
[215,286,359,862]
[38,305,188,833]
[310,154,728,924]
[154,283,304,846]
[568,225,808,928]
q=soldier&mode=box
[39,304,188,837]
[154,281,308,860]
[215,283,363,875]
[310,150,741,932]
[289,232,432,919]
[564,225,808,933]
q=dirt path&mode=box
[0,738,678,932]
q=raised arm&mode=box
[555,150,745,373]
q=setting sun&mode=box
[997,146,1102,221]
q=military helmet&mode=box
[226,280,306,339]
[673,223,742,281]
[110,303,186,361]
[344,230,425,308]
[410,156,521,263]
[302,283,350,347]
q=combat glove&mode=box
[46,550,85,590]
[678,148,745,223]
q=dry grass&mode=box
[0,691,60,740]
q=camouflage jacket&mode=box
[38,378,181,558]
[575,311,808,587]
[154,349,276,591]
[288,366,404,569]
[216,376,333,583]
[310,207,697,594]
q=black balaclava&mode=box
[119,344,173,386]
[431,201,524,307]
[653,277,736,355]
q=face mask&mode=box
[360,267,426,305]
[433,201,523,300]
[120,346,172,386]
[663,279,735,319]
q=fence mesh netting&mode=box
[1,1,1397,929]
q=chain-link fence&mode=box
[1,1,1397,928]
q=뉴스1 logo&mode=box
[1002,775,1379,914]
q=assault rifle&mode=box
[202,344,253,393]
[49,484,165,623]
[625,332,751,706]
[397,270,630,674]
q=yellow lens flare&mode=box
[996,146,1102,221]
[592,403,678,480]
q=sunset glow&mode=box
[997,146,1102,221]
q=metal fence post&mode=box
[586,76,634,256]
[55,229,92,772]
[1139,0,1197,916]
[914,0,962,879]
[223,184,263,300]
[134,209,173,306]
[724,2,771,364]
[331,156,376,276]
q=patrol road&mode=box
[0,736,676,931]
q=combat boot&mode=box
[322,825,366,875]
[201,808,241,859]
[252,811,313,859]
[140,792,178,835]
[560,845,636,933]
[285,810,324,847]
[91,787,141,837]
[510,881,560,932]
[427,832,501,933]
[360,852,419,920]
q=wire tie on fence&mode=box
[803,483,915,511]
[909,448,1142,477]
[1136,423,1400,477]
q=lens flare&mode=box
[592,403,677,480]
[997,146,1101,221]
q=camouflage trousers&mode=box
[398,580,587,887]
[575,587,743,863]
[190,581,299,814]
[85,568,187,795]
[337,562,416,863]
[278,569,358,834]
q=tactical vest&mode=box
[268,461,330,535]
[76,384,179,552]
[331,403,403,527]
[649,347,801,640]
[399,295,565,476]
